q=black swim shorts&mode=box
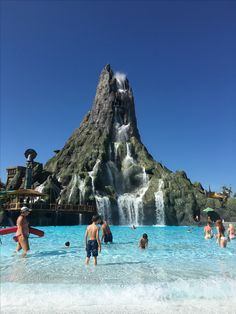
[104,233,113,243]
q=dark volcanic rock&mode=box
[6,167,26,190]
[43,65,210,225]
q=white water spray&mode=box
[95,196,112,221]
[88,159,101,193]
[68,174,77,203]
[155,179,165,225]
[114,72,127,93]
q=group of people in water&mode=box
[204,219,235,248]
[13,206,236,262]
[84,214,113,265]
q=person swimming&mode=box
[64,241,70,248]
[139,233,148,249]
[227,224,235,240]
[204,222,213,239]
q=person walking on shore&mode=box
[84,215,101,266]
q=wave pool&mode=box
[1,225,236,313]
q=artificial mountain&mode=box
[39,64,208,225]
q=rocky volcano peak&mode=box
[41,65,207,225]
[88,64,140,142]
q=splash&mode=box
[155,179,165,225]
[95,195,112,221]
[114,72,127,92]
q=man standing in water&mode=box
[84,215,101,266]
[101,219,113,243]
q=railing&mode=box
[4,202,96,213]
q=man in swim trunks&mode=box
[101,220,113,243]
[15,206,32,257]
[204,222,213,239]
[84,215,101,266]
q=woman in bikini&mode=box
[15,206,31,256]
[215,220,228,248]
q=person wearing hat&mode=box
[15,206,32,256]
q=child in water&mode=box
[84,215,101,266]
[64,241,70,248]
[204,222,213,239]
[139,233,148,249]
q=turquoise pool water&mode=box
[1,226,236,313]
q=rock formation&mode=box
[40,65,207,225]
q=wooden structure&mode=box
[207,192,228,202]
[6,166,26,187]
[3,189,96,214]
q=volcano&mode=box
[42,65,207,225]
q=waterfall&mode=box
[89,160,112,219]
[88,159,101,193]
[108,144,113,160]
[106,161,120,190]
[35,182,45,193]
[78,177,86,204]
[114,72,127,93]
[155,179,165,225]
[95,196,112,221]
[117,124,130,142]
[68,174,77,203]
[123,143,134,168]
[114,142,120,162]
[117,143,149,225]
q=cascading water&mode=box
[87,72,149,225]
[155,179,165,225]
[114,142,120,162]
[98,76,150,225]
[89,159,113,221]
[114,72,127,93]
[116,142,149,225]
[88,159,101,193]
[95,196,112,221]
[35,182,45,194]
[78,177,86,204]
[117,166,149,225]
[68,174,78,203]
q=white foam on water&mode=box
[1,279,236,314]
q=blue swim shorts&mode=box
[86,240,98,258]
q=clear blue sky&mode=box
[1,1,236,193]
